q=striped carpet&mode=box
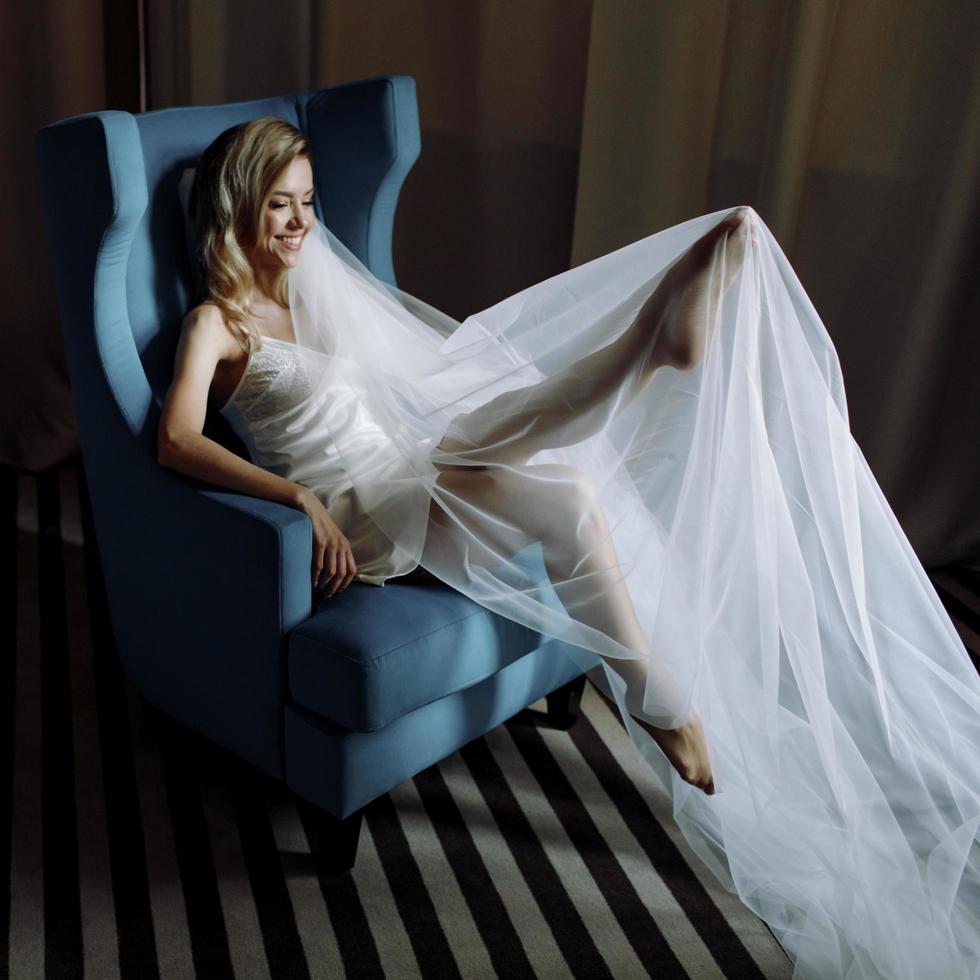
[5,460,979,980]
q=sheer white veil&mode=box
[149,159,980,980]
[283,206,980,979]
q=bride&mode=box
[158,117,980,979]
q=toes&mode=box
[684,769,715,795]
[660,331,701,371]
[732,207,763,248]
[722,207,759,246]
[678,761,699,783]
[731,205,757,224]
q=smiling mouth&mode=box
[276,235,303,247]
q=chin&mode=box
[273,246,304,267]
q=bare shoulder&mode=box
[180,302,241,362]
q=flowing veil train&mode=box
[284,205,980,979]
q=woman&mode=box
[159,117,980,979]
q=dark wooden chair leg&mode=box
[324,809,364,875]
[546,674,587,730]
[298,800,366,877]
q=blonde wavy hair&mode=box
[189,116,311,350]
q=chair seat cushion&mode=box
[288,577,552,732]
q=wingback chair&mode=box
[36,75,595,871]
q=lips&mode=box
[275,234,304,252]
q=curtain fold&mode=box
[573,0,980,566]
[0,0,105,469]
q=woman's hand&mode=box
[295,486,358,597]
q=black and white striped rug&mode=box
[5,459,979,979]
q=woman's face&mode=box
[247,155,314,275]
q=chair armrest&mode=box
[197,487,314,635]
[87,463,316,780]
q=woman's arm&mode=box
[157,306,302,506]
[158,306,358,595]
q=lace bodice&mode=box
[220,335,315,422]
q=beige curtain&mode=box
[0,0,105,470]
[573,0,980,566]
[145,0,594,320]
[12,1,979,568]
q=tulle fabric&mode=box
[286,207,980,979]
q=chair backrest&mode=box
[37,76,419,668]
[38,75,420,444]
[36,75,420,572]
[130,81,422,401]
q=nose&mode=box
[288,202,307,226]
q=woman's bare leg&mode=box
[426,464,716,795]
[434,207,752,469]
[421,212,754,796]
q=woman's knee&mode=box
[510,465,605,549]
[536,463,599,509]
[432,461,600,529]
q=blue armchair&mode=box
[36,76,595,871]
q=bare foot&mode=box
[638,206,754,372]
[639,712,716,795]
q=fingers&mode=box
[324,549,345,597]
[312,538,334,593]
[332,545,357,594]
[313,543,335,593]
[340,549,357,591]
[319,548,339,595]
[314,539,358,597]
